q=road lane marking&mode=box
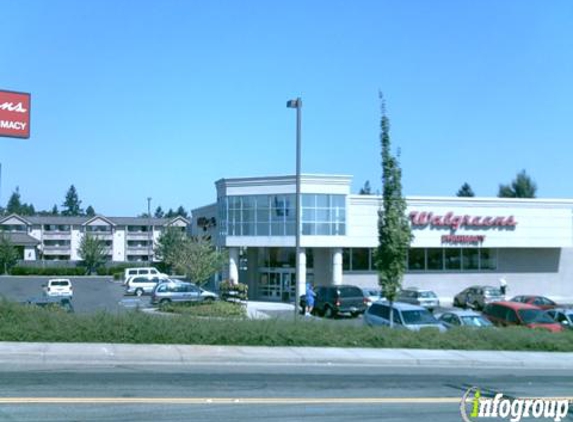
[1,397,572,405]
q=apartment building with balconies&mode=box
[0,214,189,263]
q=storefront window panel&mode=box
[316,223,330,236]
[352,248,370,271]
[285,222,295,236]
[480,249,497,270]
[343,248,350,271]
[408,248,425,271]
[427,248,443,270]
[445,248,461,270]
[462,248,479,270]
[331,223,345,235]
[302,223,315,235]
[256,223,269,236]
[271,223,284,236]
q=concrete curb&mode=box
[1,342,573,370]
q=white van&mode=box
[123,267,165,284]
[125,274,170,296]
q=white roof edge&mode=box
[348,194,573,205]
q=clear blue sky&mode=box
[1,0,572,216]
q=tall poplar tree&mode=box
[375,95,412,327]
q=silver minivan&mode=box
[151,281,218,305]
[363,301,446,332]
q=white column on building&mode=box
[332,248,343,286]
[228,247,240,284]
[297,248,307,297]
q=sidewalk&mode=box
[1,342,572,370]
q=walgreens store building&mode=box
[192,174,573,303]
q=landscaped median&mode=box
[2,300,573,351]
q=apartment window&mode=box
[1,225,26,232]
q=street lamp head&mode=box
[286,98,302,109]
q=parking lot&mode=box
[0,276,144,314]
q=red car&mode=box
[509,295,558,310]
[483,301,564,332]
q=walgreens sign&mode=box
[0,90,31,139]
[409,211,517,231]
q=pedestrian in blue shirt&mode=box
[305,283,316,316]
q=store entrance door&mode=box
[259,268,296,302]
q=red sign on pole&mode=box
[0,90,31,139]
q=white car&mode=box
[44,279,73,298]
[125,274,170,296]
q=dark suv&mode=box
[300,285,367,318]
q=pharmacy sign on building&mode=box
[0,89,31,139]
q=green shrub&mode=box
[0,298,572,351]
[159,301,247,318]
[219,279,248,301]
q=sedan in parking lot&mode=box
[545,308,573,330]
[453,285,504,310]
[510,295,558,310]
[437,310,493,329]
[396,288,440,311]
[483,301,564,332]
[151,281,218,305]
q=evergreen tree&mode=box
[85,205,96,217]
[176,206,189,219]
[154,206,165,218]
[6,187,22,214]
[61,185,84,216]
[359,180,372,195]
[375,95,412,328]
[498,170,537,198]
[165,208,176,218]
[51,205,59,215]
[456,183,475,197]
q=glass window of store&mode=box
[220,193,344,237]
[407,248,497,272]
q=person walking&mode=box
[499,277,508,297]
[305,283,316,316]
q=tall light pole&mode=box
[147,197,152,262]
[287,97,302,320]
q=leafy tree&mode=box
[78,233,106,274]
[456,183,475,197]
[375,95,412,328]
[154,206,165,218]
[85,205,96,217]
[62,185,84,216]
[155,226,186,273]
[0,234,19,274]
[498,170,537,198]
[6,187,22,214]
[171,236,227,286]
[359,180,372,195]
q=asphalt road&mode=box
[0,276,137,314]
[0,364,571,421]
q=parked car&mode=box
[545,308,573,330]
[43,278,73,298]
[125,274,171,296]
[299,285,367,318]
[123,267,166,284]
[509,295,558,310]
[396,288,440,311]
[482,301,563,332]
[24,296,74,313]
[437,310,493,329]
[151,281,218,305]
[363,301,447,332]
[362,288,383,307]
[453,285,504,310]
